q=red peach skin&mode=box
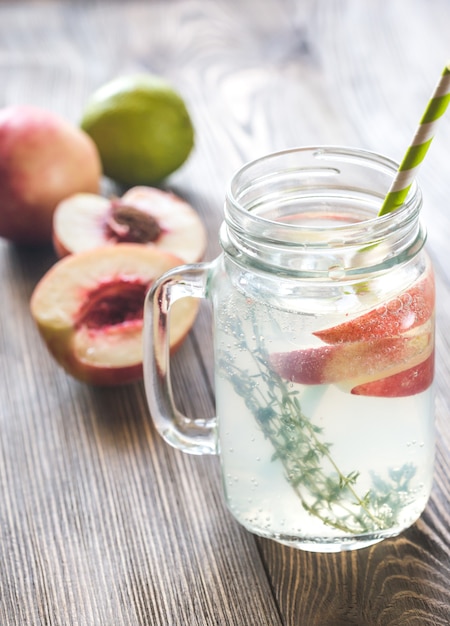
[0,105,101,243]
[314,269,435,344]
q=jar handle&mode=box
[143,262,217,455]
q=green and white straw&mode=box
[378,62,450,216]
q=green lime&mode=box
[80,74,194,186]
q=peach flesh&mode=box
[351,351,434,397]
[269,332,432,387]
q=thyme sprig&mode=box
[219,313,417,535]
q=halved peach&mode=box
[52,186,206,263]
[30,244,198,385]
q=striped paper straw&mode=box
[378,62,450,216]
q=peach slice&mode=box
[314,269,435,344]
[269,330,432,387]
[350,351,434,397]
[52,186,206,263]
[30,244,198,385]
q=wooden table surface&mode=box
[1,1,450,624]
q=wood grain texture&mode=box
[1,1,450,624]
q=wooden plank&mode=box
[258,526,450,626]
[1,0,450,624]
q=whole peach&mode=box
[0,105,102,244]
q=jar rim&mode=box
[225,145,421,237]
[222,146,425,278]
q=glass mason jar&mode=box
[143,146,435,552]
